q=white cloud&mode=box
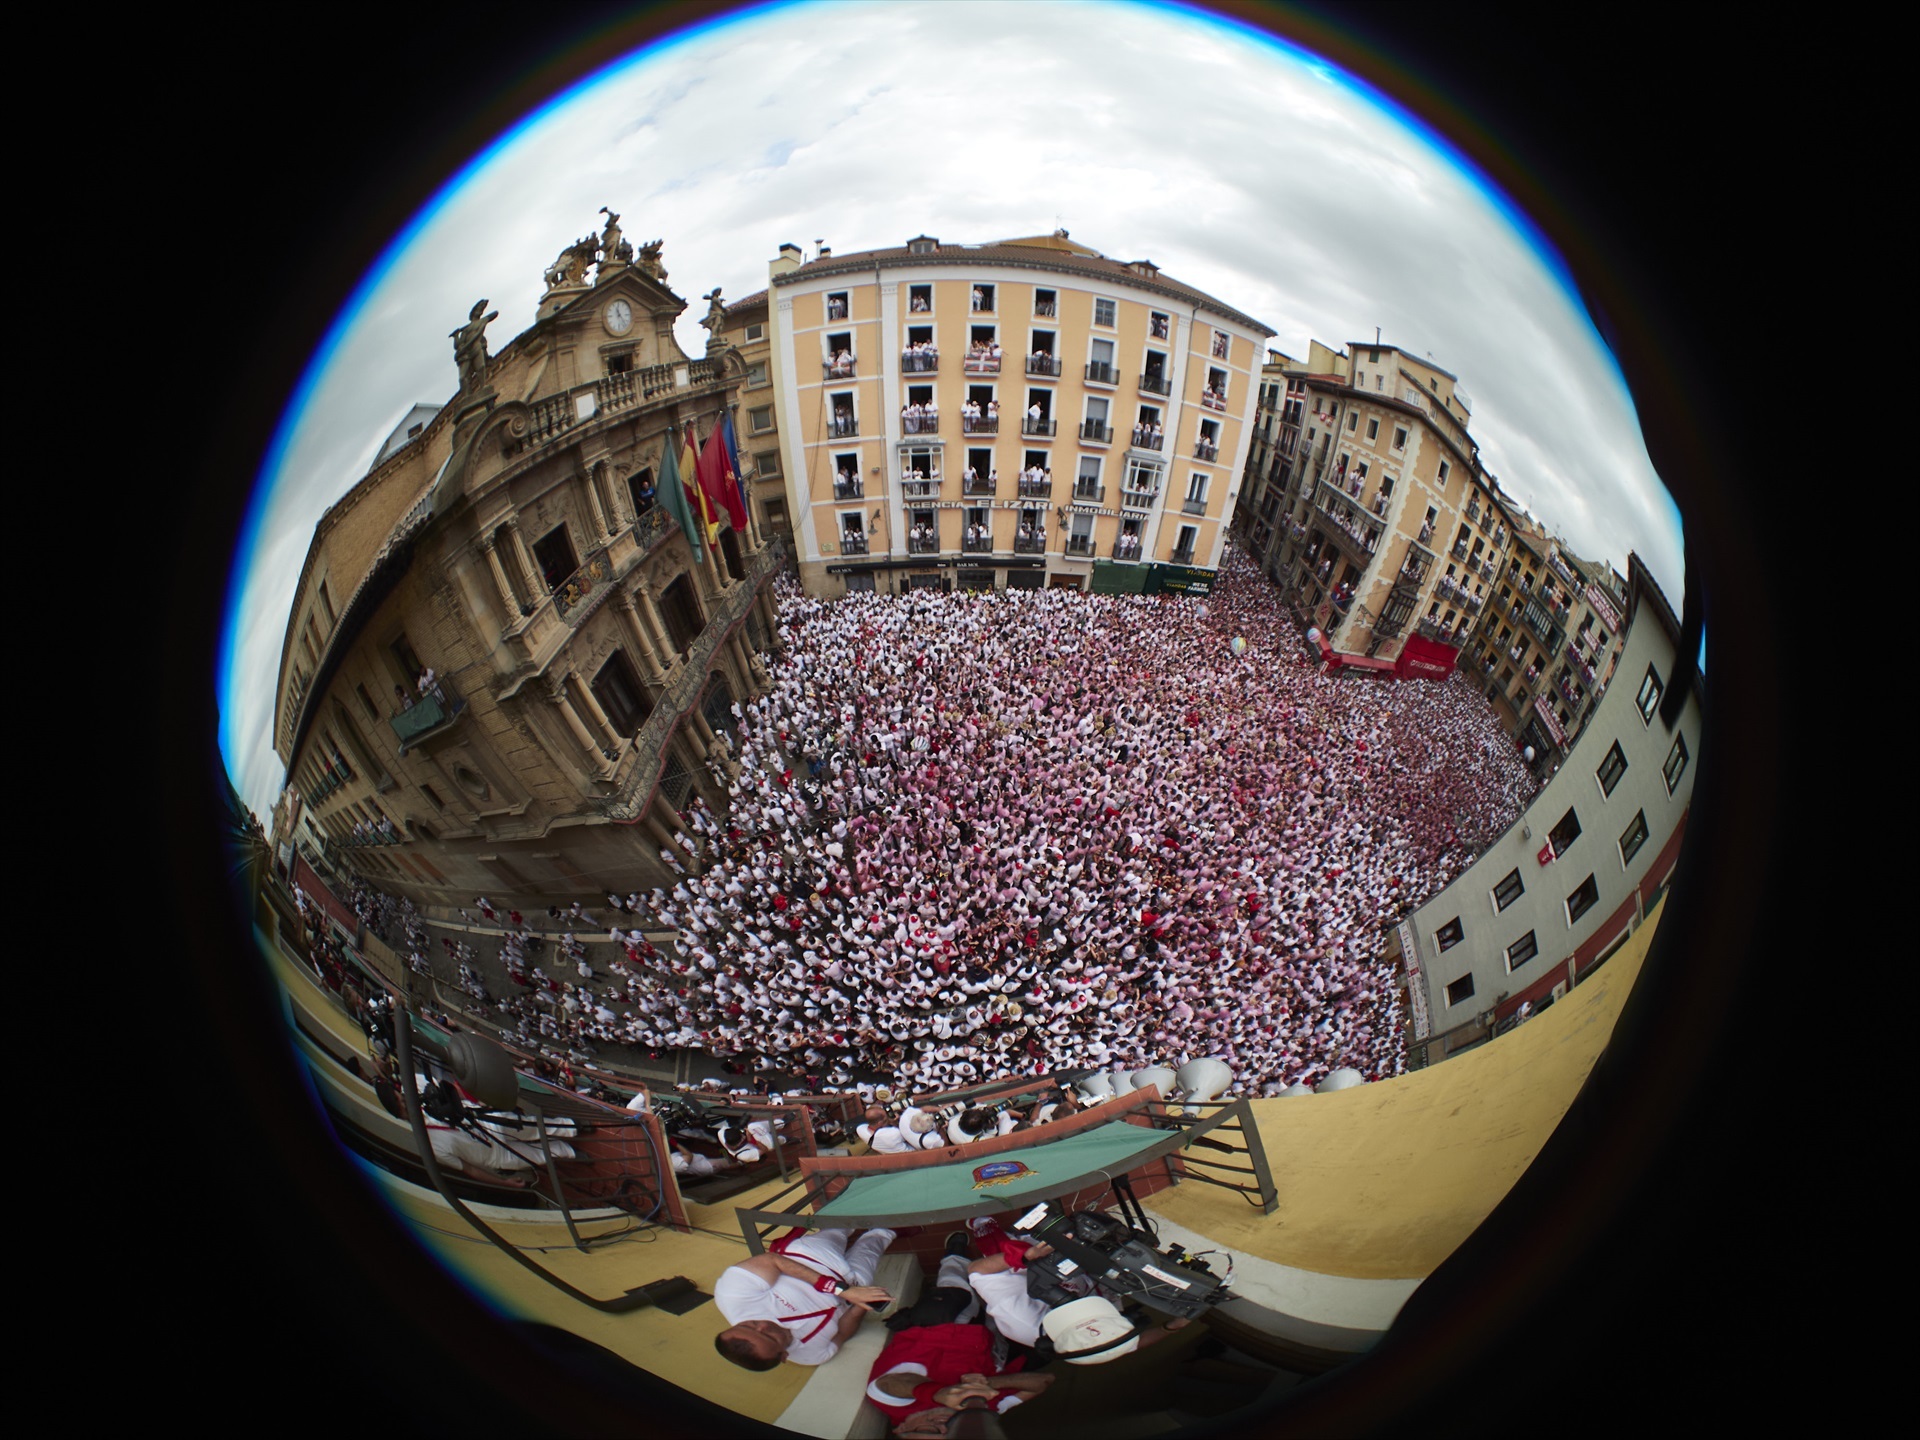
[223,0,1684,823]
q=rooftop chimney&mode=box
[771,242,803,278]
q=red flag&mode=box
[696,421,746,532]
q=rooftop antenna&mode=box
[1375,326,1382,345]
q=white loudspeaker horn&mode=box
[1109,1065,1135,1097]
[1131,1065,1178,1097]
[1077,1071,1115,1101]
[1316,1067,1364,1092]
[1173,1057,1234,1111]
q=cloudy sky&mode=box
[221,0,1684,825]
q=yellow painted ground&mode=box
[1148,898,1663,1278]
[269,895,1663,1416]
[381,1172,814,1425]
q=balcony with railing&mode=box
[1128,427,1164,451]
[901,349,940,374]
[1120,481,1160,510]
[963,473,998,497]
[1193,440,1218,462]
[1072,482,1106,504]
[960,414,998,436]
[1014,528,1047,555]
[1139,370,1171,397]
[1466,500,1482,525]
[1451,540,1471,563]
[901,477,940,501]
[1017,474,1052,500]
[1111,534,1145,561]
[833,476,865,500]
[1415,616,1462,644]
[1034,299,1057,317]
[828,415,859,438]
[1085,361,1118,386]
[837,532,869,555]
[1080,420,1114,444]
[901,411,941,436]
[961,530,994,554]
[1066,533,1095,557]
[1314,479,1384,556]
[1398,539,1436,586]
[1021,416,1058,438]
[1199,388,1227,412]
[823,357,857,380]
[1026,354,1062,378]
[340,819,403,849]
[963,351,1002,376]
[907,533,940,555]
[1182,495,1208,516]
[308,760,353,804]
[1170,545,1197,567]
[551,546,616,622]
[498,358,727,460]
[391,681,468,753]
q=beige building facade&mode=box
[763,232,1275,597]
[272,218,781,907]
[715,288,793,543]
[1400,554,1696,1061]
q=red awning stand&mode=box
[1393,633,1462,681]
[1311,631,1456,680]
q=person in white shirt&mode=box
[713,1226,898,1369]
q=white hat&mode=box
[1042,1296,1139,1364]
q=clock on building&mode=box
[604,298,634,336]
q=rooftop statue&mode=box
[544,234,597,290]
[700,288,729,338]
[450,299,498,393]
[637,239,667,282]
[599,207,632,267]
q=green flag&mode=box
[658,432,703,562]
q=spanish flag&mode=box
[681,422,719,545]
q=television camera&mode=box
[1009,1181,1233,1322]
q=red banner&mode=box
[1395,632,1460,681]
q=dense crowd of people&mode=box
[319,545,1538,1105]
[602,546,1535,1095]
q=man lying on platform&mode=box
[713,1226,898,1370]
[867,1239,1056,1438]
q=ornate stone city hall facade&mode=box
[272,213,780,906]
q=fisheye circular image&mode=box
[188,4,1764,1436]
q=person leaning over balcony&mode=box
[713,1225,899,1369]
[393,683,414,711]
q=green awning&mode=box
[815,1121,1168,1217]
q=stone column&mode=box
[616,591,665,681]
[581,464,612,541]
[548,675,608,769]
[639,585,680,666]
[649,791,687,839]
[480,535,521,620]
[571,668,624,753]
[601,462,630,531]
[506,517,542,600]
[731,630,768,691]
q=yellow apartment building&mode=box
[763,231,1275,597]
